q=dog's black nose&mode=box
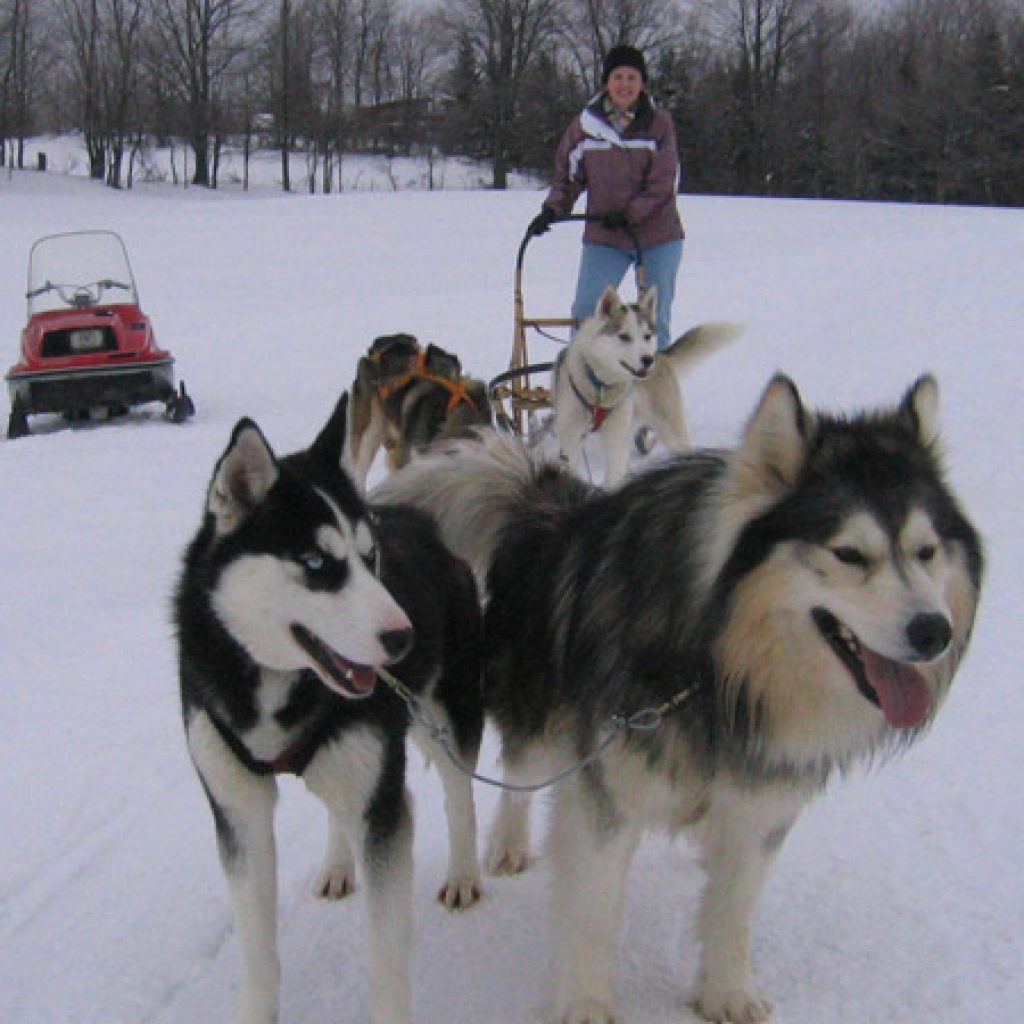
[380,627,414,663]
[641,355,654,369]
[906,613,951,661]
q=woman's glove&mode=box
[601,211,630,230]
[528,207,558,236]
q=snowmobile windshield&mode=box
[27,231,140,315]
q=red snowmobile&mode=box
[6,230,194,439]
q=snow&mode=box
[1,153,1022,1024]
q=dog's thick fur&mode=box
[552,284,741,485]
[349,333,492,487]
[375,375,984,1024]
[176,395,484,1024]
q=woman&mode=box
[529,44,685,351]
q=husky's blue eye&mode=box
[832,546,868,567]
[300,551,325,572]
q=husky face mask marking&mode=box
[207,421,412,699]
[592,284,658,381]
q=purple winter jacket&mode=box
[543,91,685,251]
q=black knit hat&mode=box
[601,44,648,84]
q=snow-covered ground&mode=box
[1,154,1022,1024]
[16,133,543,193]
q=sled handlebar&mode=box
[516,212,644,276]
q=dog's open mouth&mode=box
[620,361,649,379]
[811,609,931,729]
[291,623,377,700]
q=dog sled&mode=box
[488,213,645,439]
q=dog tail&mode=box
[371,429,541,588]
[660,321,744,376]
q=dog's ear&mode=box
[308,393,366,494]
[355,354,380,387]
[596,284,624,320]
[207,418,279,535]
[899,374,940,449]
[738,374,812,493]
[308,392,351,475]
[425,343,462,379]
[639,285,658,324]
[330,391,368,493]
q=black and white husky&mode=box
[376,374,983,1024]
[175,395,484,1024]
[552,284,741,485]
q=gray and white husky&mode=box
[375,374,983,1024]
[552,283,741,485]
[175,394,484,1024]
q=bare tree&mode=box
[61,0,107,177]
[352,0,393,109]
[701,0,818,191]
[392,9,442,105]
[445,0,561,188]
[310,0,353,191]
[149,0,255,186]
[103,0,146,187]
[564,0,682,90]
[1,0,33,168]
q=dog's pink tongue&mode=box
[861,650,931,728]
[350,664,377,694]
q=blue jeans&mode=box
[571,239,684,351]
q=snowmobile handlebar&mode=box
[27,279,132,306]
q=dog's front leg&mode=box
[314,811,358,899]
[304,735,413,1024]
[554,400,590,477]
[363,802,414,1024]
[412,702,482,909]
[548,775,643,1024]
[486,787,534,876]
[599,405,634,487]
[485,738,559,875]
[695,780,809,1024]
[187,712,281,1024]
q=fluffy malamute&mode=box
[376,374,983,1023]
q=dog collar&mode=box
[583,360,610,396]
[569,361,620,431]
[206,696,328,777]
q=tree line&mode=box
[1,0,1021,206]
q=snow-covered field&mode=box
[1,155,1022,1024]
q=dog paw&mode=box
[235,995,279,1024]
[696,987,773,1024]
[485,842,531,876]
[313,862,357,900]
[437,874,482,910]
[559,997,618,1024]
